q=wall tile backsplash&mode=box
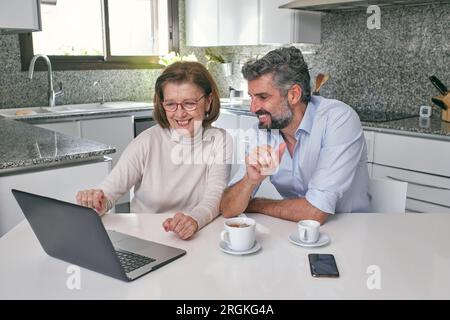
[1,0,449,118]
[0,32,160,108]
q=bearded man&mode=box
[220,47,370,224]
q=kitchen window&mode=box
[19,0,179,70]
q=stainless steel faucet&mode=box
[28,54,63,107]
[93,81,105,104]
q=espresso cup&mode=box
[298,220,320,244]
[220,217,256,251]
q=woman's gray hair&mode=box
[241,46,311,103]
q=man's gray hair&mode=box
[242,46,311,103]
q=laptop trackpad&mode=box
[107,230,131,244]
[115,237,152,251]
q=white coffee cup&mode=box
[298,220,320,244]
[220,217,256,251]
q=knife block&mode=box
[434,94,450,122]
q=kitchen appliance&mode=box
[134,116,157,137]
[419,105,432,118]
[429,76,450,122]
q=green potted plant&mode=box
[158,51,198,67]
[205,48,232,77]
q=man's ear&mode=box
[288,84,302,105]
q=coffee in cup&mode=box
[298,219,320,244]
[228,223,250,228]
[220,217,256,251]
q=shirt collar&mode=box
[295,95,319,138]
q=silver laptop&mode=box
[11,189,186,282]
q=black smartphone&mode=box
[308,254,339,278]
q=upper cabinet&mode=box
[185,0,219,47]
[186,0,321,46]
[0,0,41,33]
[260,0,321,44]
[219,0,259,46]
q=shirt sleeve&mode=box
[188,130,233,229]
[305,109,366,214]
[96,134,147,209]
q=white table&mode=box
[1,213,450,299]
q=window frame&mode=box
[19,0,179,71]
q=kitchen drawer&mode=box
[373,133,450,177]
[373,164,450,212]
[406,198,450,214]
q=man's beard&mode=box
[256,99,293,130]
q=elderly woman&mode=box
[76,62,232,240]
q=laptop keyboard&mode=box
[115,249,155,273]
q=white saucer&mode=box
[219,241,261,255]
[288,232,330,248]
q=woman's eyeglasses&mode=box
[162,95,207,112]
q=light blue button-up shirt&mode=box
[229,96,370,214]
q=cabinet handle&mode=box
[386,176,450,191]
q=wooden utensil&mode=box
[313,73,330,95]
[314,73,325,94]
[434,93,450,122]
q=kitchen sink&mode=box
[50,103,113,113]
[0,101,152,119]
[0,107,55,118]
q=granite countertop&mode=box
[220,105,450,140]
[0,119,115,173]
[362,117,450,139]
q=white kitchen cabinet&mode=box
[0,0,41,32]
[0,158,111,237]
[33,116,134,205]
[80,116,134,168]
[237,114,259,170]
[372,164,450,213]
[218,0,259,46]
[34,116,134,168]
[213,112,255,178]
[186,0,258,46]
[185,0,218,46]
[214,111,240,131]
[213,111,240,177]
[259,0,321,44]
[239,114,259,130]
[80,116,134,204]
[237,114,282,199]
[370,131,450,213]
[186,0,319,46]
[373,132,450,177]
[34,121,81,137]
